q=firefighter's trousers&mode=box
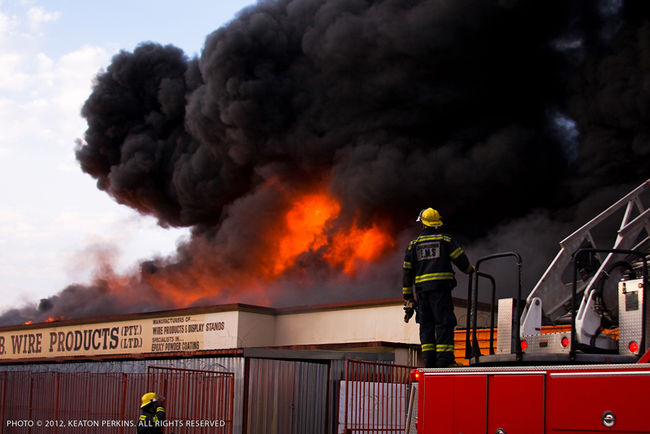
[417,289,457,368]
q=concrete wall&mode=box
[274,303,420,347]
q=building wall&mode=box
[0,299,491,363]
[274,304,420,347]
[0,299,494,434]
[237,311,276,347]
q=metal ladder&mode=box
[521,179,650,349]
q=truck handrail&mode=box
[465,271,496,361]
[465,252,522,362]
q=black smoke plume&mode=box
[2,0,649,325]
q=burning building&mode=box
[0,0,648,432]
[0,297,492,434]
[2,0,648,326]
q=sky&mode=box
[0,0,257,314]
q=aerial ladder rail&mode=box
[522,179,650,338]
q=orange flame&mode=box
[270,192,340,276]
[270,188,395,276]
[127,185,396,308]
[144,263,272,308]
[325,222,395,274]
[24,320,32,325]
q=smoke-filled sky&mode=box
[1,0,649,325]
[0,0,255,317]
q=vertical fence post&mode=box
[357,362,362,433]
[1,371,6,434]
[27,377,33,434]
[119,373,128,434]
[343,360,349,434]
[53,372,60,434]
[228,373,234,434]
[85,373,92,429]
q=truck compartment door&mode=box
[487,374,545,434]
[420,373,545,434]
[420,374,487,434]
[547,371,650,433]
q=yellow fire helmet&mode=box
[416,208,443,227]
[141,392,159,408]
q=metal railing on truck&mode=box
[464,248,649,362]
[465,251,522,363]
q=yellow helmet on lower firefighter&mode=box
[141,392,159,408]
[416,208,443,227]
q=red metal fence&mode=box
[0,368,234,434]
[342,360,415,434]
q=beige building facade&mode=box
[0,297,490,366]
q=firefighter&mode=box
[402,208,473,368]
[137,392,166,433]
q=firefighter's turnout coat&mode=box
[402,226,472,298]
[137,403,166,434]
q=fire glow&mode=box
[17,186,398,325]
[270,190,394,276]
[142,187,396,309]
[271,192,340,276]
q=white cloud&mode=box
[54,44,108,114]
[0,209,51,242]
[0,1,252,315]
[26,6,59,31]
[0,52,30,90]
[0,10,19,40]
[56,209,123,233]
[0,4,125,313]
[0,42,110,149]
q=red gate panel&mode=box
[0,369,234,434]
[343,360,416,433]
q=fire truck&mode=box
[408,179,650,434]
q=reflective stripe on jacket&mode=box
[137,405,166,434]
[402,227,472,294]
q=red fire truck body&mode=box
[411,179,650,434]
[416,358,650,433]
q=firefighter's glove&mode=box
[403,299,417,323]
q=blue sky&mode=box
[0,0,256,314]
